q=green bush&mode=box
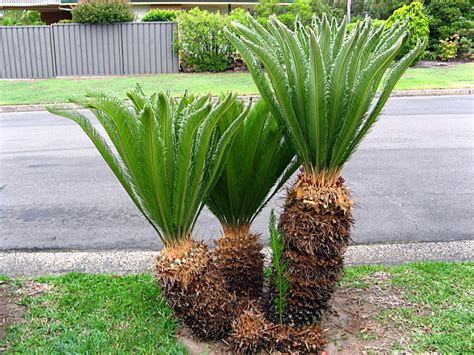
[347,18,385,32]
[72,0,134,24]
[174,8,249,72]
[255,0,332,29]
[142,9,177,22]
[57,19,73,24]
[427,0,471,48]
[438,34,459,61]
[1,10,44,26]
[385,2,429,63]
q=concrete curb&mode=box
[1,240,472,277]
[1,89,472,113]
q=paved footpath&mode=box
[0,95,473,270]
[1,240,473,277]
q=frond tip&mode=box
[227,15,424,180]
[48,86,247,246]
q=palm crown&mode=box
[226,15,425,185]
[207,98,297,233]
[49,86,247,246]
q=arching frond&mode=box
[227,15,425,182]
[48,87,247,246]
[207,99,297,230]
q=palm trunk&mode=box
[154,240,240,340]
[279,171,353,326]
[215,225,264,299]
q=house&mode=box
[0,0,293,24]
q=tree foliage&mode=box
[72,0,134,24]
[1,10,44,26]
[385,2,429,63]
[207,99,296,230]
[227,15,425,180]
[142,9,177,22]
[48,86,247,246]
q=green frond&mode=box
[48,87,246,246]
[228,14,424,181]
[207,99,297,230]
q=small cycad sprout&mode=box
[269,210,290,324]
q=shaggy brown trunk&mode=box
[231,306,325,353]
[279,171,353,327]
[154,240,240,340]
[215,225,264,299]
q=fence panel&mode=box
[0,23,178,78]
[121,22,179,75]
[52,23,123,76]
[0,26,55,79]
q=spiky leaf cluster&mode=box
[207,99,297,230]
[226,15,426,178]
[269,210,290,324]
[48,86,247,246]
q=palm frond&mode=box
[207,99,297,230]
[48,87,246,246]
[228,15,424,181]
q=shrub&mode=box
[72,0,134,24]
[57,19,73,24]
[347,18,385,32]
[174,8,250,72]
[437,34,459,61]
[1,10,44,26]
[385,2,429,63]
[427,0,471,51]
[255,0,332,29]
[142,9,177,22]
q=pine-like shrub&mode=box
[72,0,134,24]
[142,9,177,22]
[385,1,429,63]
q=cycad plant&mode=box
[48,85,248,339]
[207,99,296,298]
[227,15,425,326]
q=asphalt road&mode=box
[1,95,473,251]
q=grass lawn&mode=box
[1,261,472,353]
[1,63,473,106]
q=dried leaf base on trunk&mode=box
[280,174,353,327]
[154,240,240,340]
[231,307,326,354]
[215,229,264,299]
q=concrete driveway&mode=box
[1,95,473,251]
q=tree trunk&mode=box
[279,172,353,326]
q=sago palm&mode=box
[207,98,297,298]
[48,85,248,339]
[227,15,425,326]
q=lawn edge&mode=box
[1,88,473,113]
[1,239,472,277]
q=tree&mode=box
[227,14,424,326]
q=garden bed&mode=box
[1,261,471,353]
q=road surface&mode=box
[1,95,473,250]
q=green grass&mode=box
[1,261,472,352]
[2,273,186,353]
[1,63,472,105]
[342,261,474,352]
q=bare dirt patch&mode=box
[0,281,24,346]
[179,272,426,354]
[0,280,53,350]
